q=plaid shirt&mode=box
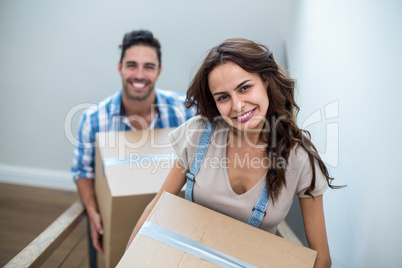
[71,88,195,181]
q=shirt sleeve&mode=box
[71,112,96,181]
[296,156,329,198]
[168,115,206,170]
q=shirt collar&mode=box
[111,88,162,117]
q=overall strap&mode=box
[185,122,216,201]
[247,183,270,228]
[247,144,286,228]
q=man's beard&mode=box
[123,83,154,101]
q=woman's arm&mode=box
[126,160,187,249]
[299,195,332,268]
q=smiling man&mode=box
[71,30,194,254]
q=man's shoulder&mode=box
[81,90,121,118]
[155,88,197,120]
[155,88,186,103]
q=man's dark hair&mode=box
[119,30,161,65]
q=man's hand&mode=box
[76,178,104,253]
[88,210,104,253]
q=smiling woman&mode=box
[127,38,342,268]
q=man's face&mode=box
[118,45,162,102]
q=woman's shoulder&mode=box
[169,115,206,137]
[168,115,210,150]
[188,115,210,128]
[287,144,310,168]
[286,143,319,177]
[169,115,226,138]
[287,143,329,197]
[168,115,217,170]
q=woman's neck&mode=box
[228,127,267,149]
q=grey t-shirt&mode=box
[168,115,328,234]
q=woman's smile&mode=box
[208,61,269,132]
[232,108,257,122]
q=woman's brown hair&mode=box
[186,38,340,201]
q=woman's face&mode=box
[208,61,269,132]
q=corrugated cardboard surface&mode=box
[118,192,317,267]
[94,129,176,268]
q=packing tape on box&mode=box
[102,154,176,174]
[139,221,257,268]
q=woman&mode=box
[128,38,338,267]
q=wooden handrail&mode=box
[4,199,85,268]
[277,220,303,246]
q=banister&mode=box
[4,198,302,267]
[4,199,85,268]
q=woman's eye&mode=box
[217,95,229,102]
[240,85,251,92]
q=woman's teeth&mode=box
[236,110,253,120]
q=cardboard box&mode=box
[118,192,317,267]
[95,129,177,268]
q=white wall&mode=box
[3,1,400,264]
[287,0,402,266]
[0,0,294,189]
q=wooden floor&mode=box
[0,183,105,267]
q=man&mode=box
[71,30,194,253]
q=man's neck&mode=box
[121,90,158,129]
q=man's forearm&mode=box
[76,178,99,216]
